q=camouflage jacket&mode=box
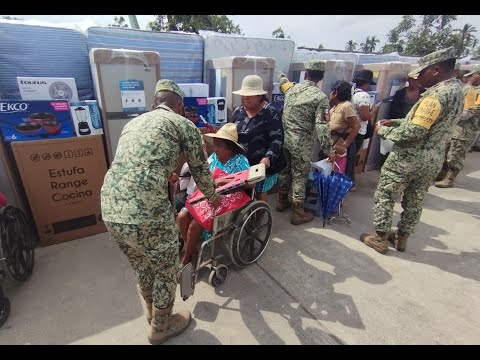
[101,105,217,224]
[282,80,332,155]
[452,85,480,140]
[378,78,464,167]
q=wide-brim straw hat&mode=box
[204,123,245,153]
[232,75,267,96]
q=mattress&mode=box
[200,31,295,82]
[87,27,204,84]
[0,22,94,101]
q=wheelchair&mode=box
[0,204,36,327]
[175,165,273,299]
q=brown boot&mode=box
[276,191,291,212]
[138,287,153,324]
[360,232,389,254]
[386,230,409,252]
[434,168,448,182]
[435,170,458,188]
[291,200,314,225]
[148,305,191,345]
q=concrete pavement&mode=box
[1,153,479,344]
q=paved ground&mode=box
[1,153,479,345]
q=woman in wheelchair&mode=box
[176,123,252,268]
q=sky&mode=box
[4,15,480,51]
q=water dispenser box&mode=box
[184,97,208,128]
[207,97,227,125]
[70,101,104,137]
[0,100,76,142]
[178,83,209,98]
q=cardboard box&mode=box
[178,83,209,97]
[70,100,104,137]
[0,100,76,142]
[11,136,108,246]
[17,77,79,102]
[184,97,208,128]
[207,97,227,125]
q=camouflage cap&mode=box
[155,79,185,100]
[408,46,456,78]
[305,59,325,72]
[464,64,480,77]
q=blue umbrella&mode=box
[313,171,354,227]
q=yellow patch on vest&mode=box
[475,92,480,106]
[464,88,477,110]
[411,96,442,129]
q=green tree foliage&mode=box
[147,15,241,34]
[345,40,357,52]
[1,16,23,20]
[272,27,285,38]
[108,16,129,28]
[382,15,478,57]
[360,36,379,53]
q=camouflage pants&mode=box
[443,135,478,173]
[105,219,179,309]
[278,145,311,201]
[373,166,437,235]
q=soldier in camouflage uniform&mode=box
[435,64,480,188]
[360,47,464,254]
[277,60,336,225]
[101,80,221,345]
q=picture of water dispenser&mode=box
[207,97,227,125]
[74,107,92,136]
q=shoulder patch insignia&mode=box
[411,96,442,129]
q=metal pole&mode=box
[128,15,140,29]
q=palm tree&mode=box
[360,36,370,53]
[369,36,380,53]
[345,40,357,52]
[455,24,477,57]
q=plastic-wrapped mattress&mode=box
[0,22,94,101]
[87,27,204,84]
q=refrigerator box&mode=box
[184,97,208,128]
[17,77,79,102]
[207,97,227,126]
[179,83,209,97]
[0,100,76,142]
[206,56,276,122]
[11,135,108,247]
[70,100,104,137]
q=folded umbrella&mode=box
[313,171,353,227]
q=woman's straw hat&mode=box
[232,75,267,96]
[204,123,245,152]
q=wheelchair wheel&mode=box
[0,294,10,328]
[229,201,272,268]
[0,206,36,282]
[208,265,228,288]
